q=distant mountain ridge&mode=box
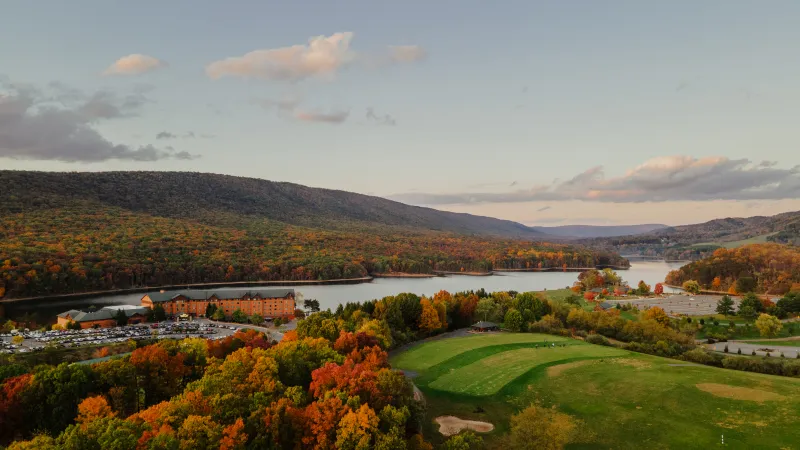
[0,171,549,239]
[532,224,668,238]
[581,210,800,260]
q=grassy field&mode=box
[692,233,778,249]
[391,333,800,449]
[541,288,575,302]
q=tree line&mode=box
[0,205,626,300]
[665,243,800,295]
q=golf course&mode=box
[391,332,800,449]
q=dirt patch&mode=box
[696,383,785,403]
[613,358,651,369]
[547,360,594,377]
[435,416,495,436]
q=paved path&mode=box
[706,341,800,357]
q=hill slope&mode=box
[0,171,628,300]
[533,224,668,238]
[0,171,548,239]
[581,211,800,260]
[665,243,800,295]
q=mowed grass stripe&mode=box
[391,333,567,372]
[428,345,626,396]
[412,342,581,386]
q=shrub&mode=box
[683,348,722,366]
[586,334,610,346]
[699,318,705,326]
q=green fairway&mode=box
[391,332,567,372]
[391,332,800,449]
[428,344,625,396]
[744,340,800,347]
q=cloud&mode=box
[387,45,427,63]
[256,97,302,113]
[389,156,800,205]
[537,206,551,212]
[294,109,349,124]
[206,32,424,81]
[366,107,396,126]
[103,54,167,76]
[0,81,198,162]
[256,95,348,124]
[156,131,214,140]
[156,131,177,140]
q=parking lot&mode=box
[0,321,241,355]
[608,294,741,316]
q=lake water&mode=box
[5,261,685,322]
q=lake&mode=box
[5,261,685,322]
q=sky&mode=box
[1,0,799,226]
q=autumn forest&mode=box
[0,171,627,300]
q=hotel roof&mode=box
[144,288,295,303]
[57,306,150,322]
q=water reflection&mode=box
[5,261,685,322]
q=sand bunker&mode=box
[696,383,785,403]
[547,360,593,377]
[435,416,495,436]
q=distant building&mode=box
[57,305,149,329]
[471,321,499,332]
[140,289,296,319]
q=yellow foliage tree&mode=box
[643,307,671,327]
[505,404,577,450]
[755,313,782,338]
[335,404,380,450]
[418,299,441,333]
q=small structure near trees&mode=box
[471,321,499,332]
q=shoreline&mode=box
[495,266,629,273]
[2,264,643,305]
[432,270,494,277]
[0,277,374,305]
[372,273,440,279]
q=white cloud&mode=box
[206,32,424,81]
[390,156,800,205]
[103,54,167,76]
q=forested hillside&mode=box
[582,211,800,260]
[0,171,547,239]
[665,243,800,295]
[0,171,627,300]
[533,224,667,238]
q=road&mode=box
[706,340,800,357]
